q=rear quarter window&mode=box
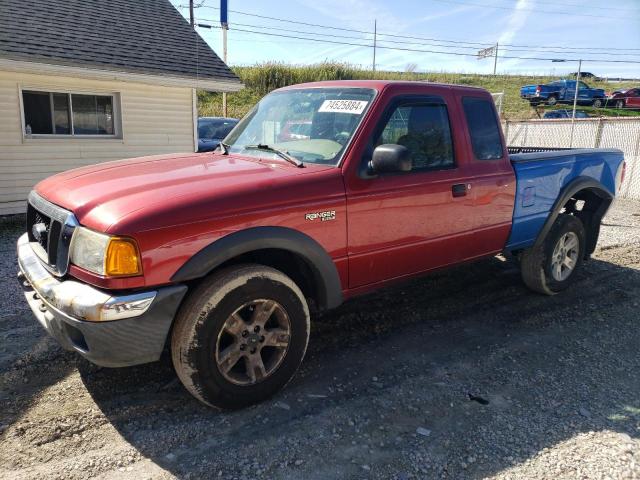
[462,97,503,161]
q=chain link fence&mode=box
[503,117,640,200]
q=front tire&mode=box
[171,264,310,409]
[615,99,625,109]
[592,98,604,108]
[520,214,586,295]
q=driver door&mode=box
[345,93,478,288]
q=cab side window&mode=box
[462,97,503,160]
[375,102,455,171]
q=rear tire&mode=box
[546,95,558,106]
[171,264,310,409]
[520,214,586,295]
[615,99,625,109]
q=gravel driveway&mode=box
[1,200,639,480]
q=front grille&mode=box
[26,191,78,276]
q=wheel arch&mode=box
[170,226,343,312]
[534,176,613,256]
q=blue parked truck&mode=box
[521,79,606,107]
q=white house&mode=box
[0,0,242,215]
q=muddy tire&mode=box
[171,264,310,409]
[520,214,586,295]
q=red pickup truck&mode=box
[17,81,625,409]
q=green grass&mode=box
[198,62,640,121]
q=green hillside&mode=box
[198,63,639,121]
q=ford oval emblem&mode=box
[32,222,46,242]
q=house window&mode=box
[22,90,117,136]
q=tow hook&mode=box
[17,271,31,290]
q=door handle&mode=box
[452,183,467,197]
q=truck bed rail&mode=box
[507,146,573,154]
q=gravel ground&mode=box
[1,199,639,480]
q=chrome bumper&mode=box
[17,233,156,322]
[17,233,187,367]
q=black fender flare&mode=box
[533,176,613,251]
[170,226,343,310]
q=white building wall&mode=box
[0,70,196,215]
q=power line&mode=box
[196,23,640,64]
[196,18,640,57]
[191,5,640,52]
[182,0,639,14]
[431,0,622,20]
[525,0,638,12]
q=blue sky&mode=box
[171,0,640,77]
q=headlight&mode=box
[70,227,142,277]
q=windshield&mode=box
[224,87,376,165]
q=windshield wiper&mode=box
[216,142,230,155]
[244,144,304,168]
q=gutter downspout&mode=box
[191,88,198,153]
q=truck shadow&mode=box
[79,250,640,479]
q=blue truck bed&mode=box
[506,148,624,251]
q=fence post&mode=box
[594,117,604,148]
[504,121,510,145]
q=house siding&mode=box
[0,70,196,215]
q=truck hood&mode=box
[34,152,331,232]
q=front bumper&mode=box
[17,233,187,367]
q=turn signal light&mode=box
[105,238,142,277]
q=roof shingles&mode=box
[0,0,240,85]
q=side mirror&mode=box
[369,144,412,174]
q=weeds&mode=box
[198,62,640,121]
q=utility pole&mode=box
[477,42,498,74]
[372,20,377,74]
[569,58,582,148]
[221,0,229,116]
[222,25,228,116]
[189,0,195,28]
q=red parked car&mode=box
[607,87,640,109]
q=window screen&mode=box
[376,102,455,171]
[22,90,115,136]
[23,91,52,134]
[462,97,503,160]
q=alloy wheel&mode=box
[215,299,291,385]
[550,232,580,282]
